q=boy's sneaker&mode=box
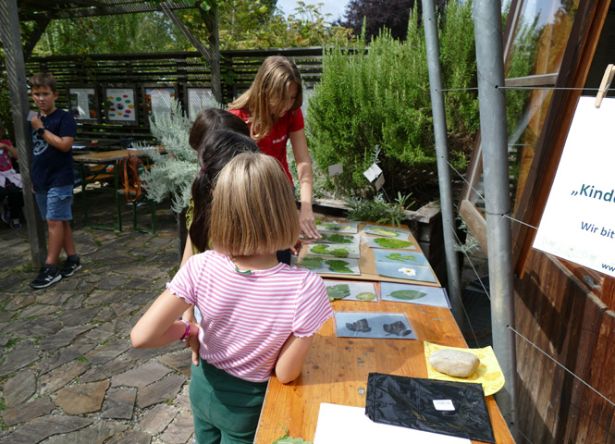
[30,265,62,289]
[60,255,82,277]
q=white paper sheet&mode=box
[314,403,471,444]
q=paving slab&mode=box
[39,360,90,395]
[3,368,37,406]
[101,386,137,419]
[159,410,194,444]
[39,324,94,352]
[106,430,152,444]
[112,360,173,388]
[1,415,93,444]
[136,373,186,409]
[0,341,38,377]
[2,396,55,426]
[41,421,128,444]
[54,379,110,414]
[139,404,178,435]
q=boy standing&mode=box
[29,72,81,289]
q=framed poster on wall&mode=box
[69,86,98,122]
[143,85,177,116]
[103,86,137,124]
[186,87,218,120]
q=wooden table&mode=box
[255,298,514,443]
[73,148,157,230]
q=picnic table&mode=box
[254,222,514,443]
[73,147,159,230]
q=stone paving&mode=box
[0,194,196,444]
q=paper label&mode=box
[328,162,343,177]
[433,399,455,411]
[27,110,38,121]
[363,162,382,183]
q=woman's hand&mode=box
[299,204,320,240]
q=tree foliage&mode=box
[28,0,351,55]
[340,0,447,41]
[307,0,477,204]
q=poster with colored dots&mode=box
[104,87,137,123]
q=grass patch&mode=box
[0,397,6,431]
[76,355,89,364]
[4,338,18,350]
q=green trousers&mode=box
[190,359,268,444]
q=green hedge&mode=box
[307,1,477,203]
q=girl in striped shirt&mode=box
[131,152,332,444]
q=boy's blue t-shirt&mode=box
[31,108,77,192]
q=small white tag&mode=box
[374,174,385,190]
[27,110,38,121]
[433,399,455,411]
[363,162,382,183]
[328,162,343,177]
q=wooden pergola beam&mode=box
[19,1,195,20]
[23,16,51,61]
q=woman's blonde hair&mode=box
[210,152,299,256]
[228,55,303,140]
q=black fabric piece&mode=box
[365,372,495,443]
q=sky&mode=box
[276,0,350,22]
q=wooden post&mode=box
[0,0,47,267]
[202,2,222,104]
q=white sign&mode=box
[187,88,218,120]
[363,162,382,183]
[328,162,343,177]
[433,399,455,411]
[533,96,615,277]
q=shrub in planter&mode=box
[307,1,477,206]
[141,99,197,213]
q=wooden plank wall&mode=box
[21,48,323,141]
[515,249,615,443]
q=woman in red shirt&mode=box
[228,56,320,240]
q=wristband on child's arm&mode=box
[179,319,191,342]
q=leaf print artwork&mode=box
[389,290,427,300]
[373,238,413,249]
[326,259,353,273]
[327,284,351,301]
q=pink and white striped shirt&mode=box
[168,250,332,382]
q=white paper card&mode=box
[363,162,382,182]
[328,162,343,177]
[314,402,470,444]
[433,399,455,411]
[533,96,615,277]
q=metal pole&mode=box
[473,0,518,433]
[421,0,464,325]
[0,0,47,267]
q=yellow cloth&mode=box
[423,341,505,396]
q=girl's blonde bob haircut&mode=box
[228,55,303,141]
[210,152,300,256]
